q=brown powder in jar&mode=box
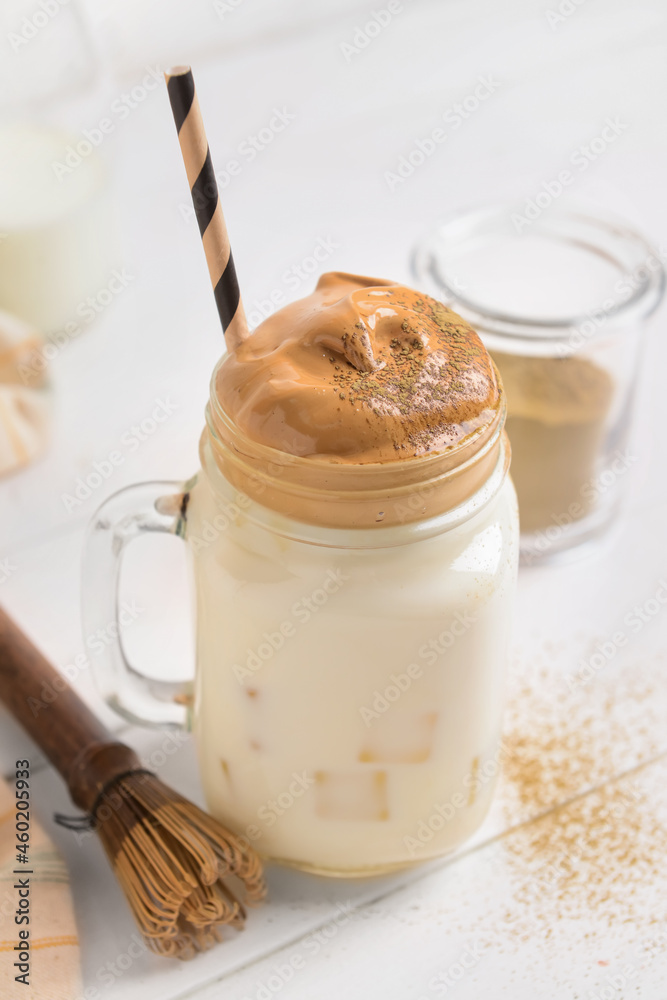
[491,352,614,534]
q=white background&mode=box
[1,1,667,997]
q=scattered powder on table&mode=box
[391,654,667,997]
[497,657,667,936]
[501,663,664,818]
[502,768,667,925]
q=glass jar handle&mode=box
[81,481,191,729]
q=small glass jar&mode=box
[82,360,518,876]
[412,205,665,561]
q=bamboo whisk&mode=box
[0,608,266,960]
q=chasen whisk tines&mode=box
[89,772,266,959]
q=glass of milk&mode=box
[81,357,519,876]
[0,123,117,334]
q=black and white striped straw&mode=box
[165,65,249,349]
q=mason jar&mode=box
[81,354,519,876]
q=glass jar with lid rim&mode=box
[412,202,665,562]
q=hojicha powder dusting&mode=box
[490,351,614,534]
[216,272,502,463]
[208,272,508,528]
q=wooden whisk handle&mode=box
[0,607,142,812]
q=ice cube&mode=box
[359,712,437,764]
[466,756,480,806]
[315,770,389,821]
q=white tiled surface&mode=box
[1,0,667,997]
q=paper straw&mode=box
[165,65,249,349]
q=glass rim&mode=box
[202,359,509,531]
[411,202,666,343]
[207,353,507,486]
[199,427,512,547]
